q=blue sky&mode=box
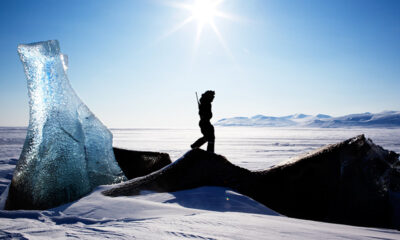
[0,0,399,128]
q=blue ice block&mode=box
[5,40,126,210]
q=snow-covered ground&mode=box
[1,127,399,239]
[112,127,400,170]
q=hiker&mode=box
[191,90,215,153]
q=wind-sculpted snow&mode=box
[5,40,126,210]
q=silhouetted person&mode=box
[191,90,215,153]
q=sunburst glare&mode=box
[162,0,236,60]
[191,0,218,25]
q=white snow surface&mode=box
[1,127,399,239]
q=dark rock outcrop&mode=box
[104,135,400,229]
[113,148,171,180]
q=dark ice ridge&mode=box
[104,135,400,230]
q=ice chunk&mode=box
[5,40,126,210]
[60,54,68,72]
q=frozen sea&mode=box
[0,127,399,239]
[111,127,400,170]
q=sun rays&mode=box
[191,0,219,25]
[162,0,236,61]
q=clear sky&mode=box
[0,0,399,128]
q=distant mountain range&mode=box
[215,111,400,128]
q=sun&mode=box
[190,0,218,25]
[162,0,236,59]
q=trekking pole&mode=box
[195,92,200,107]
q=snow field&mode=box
[0,127,399,239]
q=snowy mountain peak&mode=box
[251,115,269,119]
[316,114,331,119]
[216,111,400,128]
[291,113,310,119]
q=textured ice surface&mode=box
[5,40,126,210]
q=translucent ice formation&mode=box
[5,40,126,210]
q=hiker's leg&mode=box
[205,124,215,153]
[191,137,207,149]
[207,141,214,153]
